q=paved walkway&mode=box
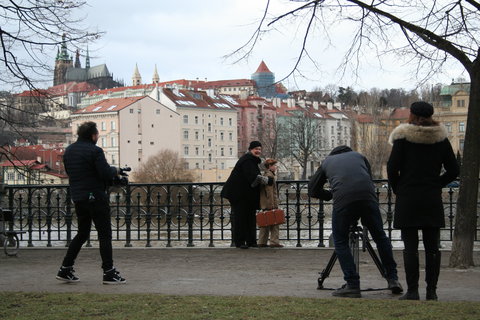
[1,247,479,301]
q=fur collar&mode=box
[388,123,448,145]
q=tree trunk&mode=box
[449,69,480,268]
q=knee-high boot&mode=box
[399,250,420,300]
[425,252,441,301]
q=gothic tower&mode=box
[53,34,73,86]
[152,64,160,84]
[132,63,142,86]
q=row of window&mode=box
[183,115,233,126]
[183,146,234,157]
[182,131,234,141]
[129,108,162,115]
[445,122,465,133]
[186,162,226,170]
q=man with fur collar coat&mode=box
[387,101,459,301]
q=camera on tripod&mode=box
[112,166,131,186]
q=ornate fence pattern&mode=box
[1,180,478,248]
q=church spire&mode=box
[74,49,81,68]
[85,46,90,69]
[132,63,142,86]
[152,64,160,84]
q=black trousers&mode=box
[231,202,257,247]
[401,227,440,254]
[62,199,113,271]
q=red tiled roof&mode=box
[16,90,48,97]
[0,160,39,167]
[254,61,272,73]
[87,84,157,96]
[193,79,255,89]
[162,88,236,110]
[388,108,410,119]
[75,96,146,114]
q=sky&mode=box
[76,0,467,93]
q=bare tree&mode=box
[258,116,280,159]
[0,0,100,159]
[278,111,320,179]
[237,0,480,268]
[132,150,194,183]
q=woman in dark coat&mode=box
[387,101,459,301]
[221,141,270,249]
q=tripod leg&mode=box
[364,239,387,279]
[317,251,338,289]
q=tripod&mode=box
[317,223,387,291]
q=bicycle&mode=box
[0,208,24,257]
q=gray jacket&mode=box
[308,146,377,210]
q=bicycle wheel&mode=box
[4,233,19,256]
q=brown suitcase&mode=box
[256,209,285,227]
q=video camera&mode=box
[112,166,131,187]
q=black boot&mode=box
[425,252,441,301]
[399,250,420,300]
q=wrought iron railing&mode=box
[1,180,478,248]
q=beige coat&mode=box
[259,170,278,210]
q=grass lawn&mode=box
[1,292,479,320]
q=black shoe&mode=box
[399,290,419,300]
[56,266,79,283]
[103,268,126,285]
[249,244,258,248]
[426,288,438,301]
[239,244,249,249]
[387,279,403,294]
[332,283,361,298]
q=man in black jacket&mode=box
[56,121,126,284]
[221,141,271,249]
[308,146,402,298]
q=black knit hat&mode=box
[410,101,434,118]
[248,141,262,150]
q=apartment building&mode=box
[435,82,469,155]
[70,96,180,172]
[158,87,238,182]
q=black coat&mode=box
[221,152,261,209]
[387,124,459,228]
[63,138,118,202]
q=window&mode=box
[229,118,232,126]
[184,162,189,170]
[183,115,188,124]
[229,132,233,141]
[460,139,464,151]
[183,130,189,139]
[208,153,212,162]
[459,122,465,132]
[220,132,224,141]
[111,154,116,164]
[137,109,141,113]
[150,142,154,145]
[101,121,106,131]
[195,147,199,155]
[111,121,116,130]
[221,162,225,170]
[457,99,465,108]
[101,137,106,147]
[331,126,334,134]
[156,109,161,115]
[446,122,452,133]
[220,148,224,156]
[184,146,189,155]
[229,147,233,156]
[208,123,212,132]
[195,163,200,169]
[195,116,199,124]
[195,131,199,140]
[208,138,212,147]
[111,137,116,147]
[7,172,15,180]
[220,118,224,125]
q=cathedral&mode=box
[53,34,123,89]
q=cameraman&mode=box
[56,121,126,284]
[308,146,401,298]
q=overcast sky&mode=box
[79,0,466,92]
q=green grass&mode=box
[0,292,479,320]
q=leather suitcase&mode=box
[256,209,285,227]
